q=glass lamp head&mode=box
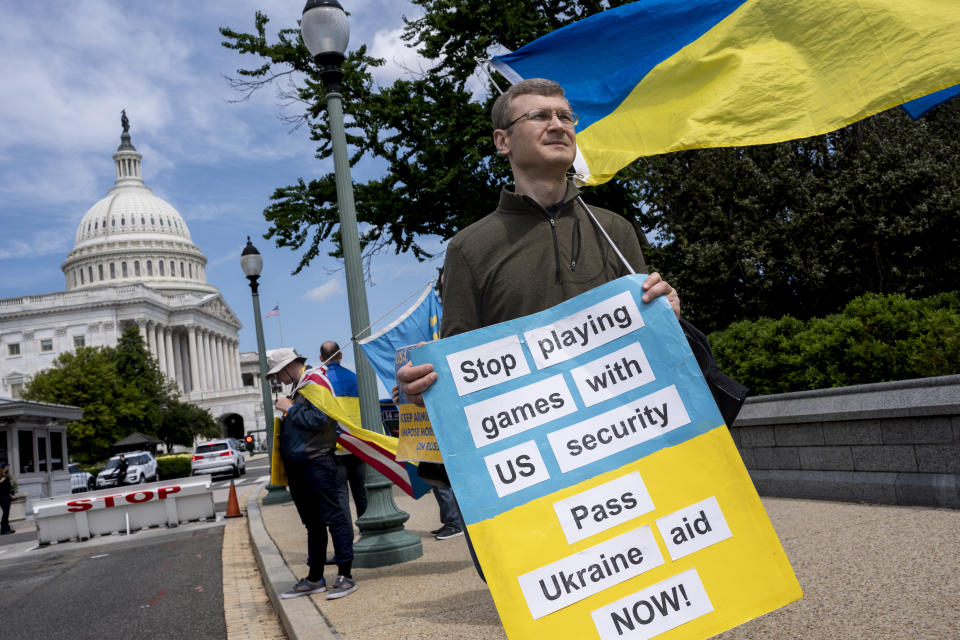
[301,0,349,59]
[240,237,263,278]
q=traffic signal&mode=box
[244,434,255,452]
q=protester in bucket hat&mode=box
[266,347,307,377]
[268,348,358,601]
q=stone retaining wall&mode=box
[730,375,960,508]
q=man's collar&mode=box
[500,179,581,214]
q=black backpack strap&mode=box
[679,318,749,425]
[582,199,750,425]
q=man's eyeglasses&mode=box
[504,108,579,129]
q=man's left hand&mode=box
[275,397,293,413]
[641,272,681,319]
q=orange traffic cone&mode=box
[225,479,242,518]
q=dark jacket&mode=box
[420,183,747,489]
[279,366,339,464]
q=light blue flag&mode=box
[359,284,442,392]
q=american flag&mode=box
[265,304,279,318]
[294,367,431,499]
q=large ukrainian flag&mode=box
[490,0,960,185]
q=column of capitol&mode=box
[138,321,246,396]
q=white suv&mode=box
[191,439,246,478]
[69,464,95,493]
[96,451,158,488]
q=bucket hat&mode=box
[266,347,307,377]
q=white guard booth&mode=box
[32,475,215,545]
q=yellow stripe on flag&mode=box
[270,416,286,486]
[572,0,960,184]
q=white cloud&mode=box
[0,154,104,210]
[207,250,242,269]
[302,279,343,303]
[385,262,432,280]
[368,26,430,87]
[0,0,315,211]
[363,18,496,100]
[0,233,75,261]
[175,201,253,224]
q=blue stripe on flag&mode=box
[902,84,960,119]
[359,285,442,391]
[490,0,747,131]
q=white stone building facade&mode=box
[0,124,265,448]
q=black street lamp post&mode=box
[301,0,421,567]
[241,237,290,505]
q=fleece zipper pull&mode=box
[548,217,563,283]
[571,217,581,271]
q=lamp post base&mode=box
[352,471,422,568]
[262,483,291,505]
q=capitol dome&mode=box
[62,120,217,295]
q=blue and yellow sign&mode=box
[414,275,801,640]
[395,344,443,462]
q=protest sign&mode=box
[394,344,443,462]
[413,275,801,640]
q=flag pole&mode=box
[276,301,284,345]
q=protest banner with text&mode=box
[395,344,443,462]
[413,275,801,640]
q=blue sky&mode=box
[0,0,466,388]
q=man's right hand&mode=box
[396,361,437,407]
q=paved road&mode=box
[0,524,225,640]
[210,456,270,512]
[0,454,272,640]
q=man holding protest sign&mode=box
[397,80,790,640]
[398,77,748,568]
[398,78,682,582]
[398,78,679,405]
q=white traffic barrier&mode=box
[32,475,216,545]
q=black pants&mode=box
[285,455,354,573]
[0,494,11,533]
[335,454,368,521]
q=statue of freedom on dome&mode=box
[121,109,130,133]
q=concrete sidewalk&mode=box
[249,487,960,639]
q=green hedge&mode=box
[156,454,193,480]
[76,462,103,477]
[710,292,960,395]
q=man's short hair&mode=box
[492,78,567,130]
[320,341,340,362]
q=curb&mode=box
[245,486,340,640]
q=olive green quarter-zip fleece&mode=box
[441,180,648,339]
